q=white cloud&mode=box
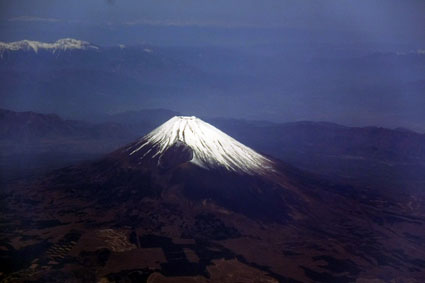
[8,16,61,23]
[395,49,425,56]
[122,19,268,28]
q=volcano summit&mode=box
[126,116,274,174]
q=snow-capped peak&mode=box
[0,38,99,54]
[126,116,275,175]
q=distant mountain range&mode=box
[0,108,134,182]
[211,119,425,194]
[0,108,131,141]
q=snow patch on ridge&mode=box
[127,116,275,175]
[0,38,99,55]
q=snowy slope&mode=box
[127,116,275,174]
[0,38,98,55]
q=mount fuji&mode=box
[95,116,305,221]
[2,116,425,282]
